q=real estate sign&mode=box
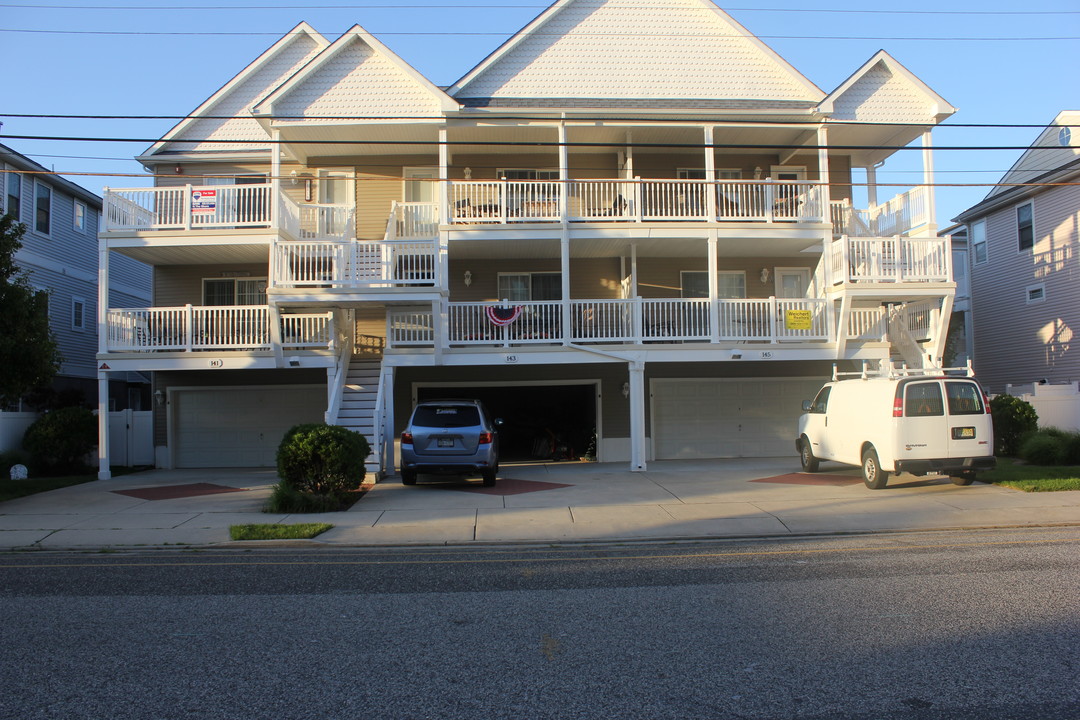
[191,189,217,214]
[785,309,812,330]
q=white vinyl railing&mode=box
[105,306,333,352]
[847,307,888,340]
[387,201,439,240]
[828,235,951,284]
[388,297,831,348]
[835,186,929,237]
[299,203,354,240]
[271,239,437,288]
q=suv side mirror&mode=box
[801,400,813,412]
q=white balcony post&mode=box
[894,235,903,282]
[945,234,954,282]
[817,125,832,222]
[438,126,450,226]
[704,126,717,220]
[560,234,571,346]
[765,179,775,223]
[184,184,193,230]
[499,177,508,224]
[558,121,569,223]
[921,130,938,237]
[769,296,778,343]
[632,296,643,343]
[271,129,281,228]
[708,233,720,343]
[97,371,111,480]
[98,234,110,355]
[185,304,194,351]
[628,360,647,472]
[381,364,395,476]
[633,177,643,222]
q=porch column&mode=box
[97,231,109,356]
[866,164,879,210]
[381,364,395,477]
[921,130,938,237]
[708,233,719,343]
[817,125,832,218]
[560,233,571,346]
[97,371,111,480]
[628,360,647,472]
[438,126,450,225]
[703,126,717,219]
[271,129,281,227]
[558,121,569,222]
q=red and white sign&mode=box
[190,189,217,213]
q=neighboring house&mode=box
[95,0,960,478]
[1,142,152,411]
[938,223,971,368]
[953,111,1080,393]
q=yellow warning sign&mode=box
[785,309,812,330]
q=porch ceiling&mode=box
[111,243,270,266]
[280,122,442,164]
[825,122,927,167]
[447,235,821,260]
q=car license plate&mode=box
[953,427,976,439]
[437,438,454,448]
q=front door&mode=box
[404,167,437,203]
[775,268,811,298]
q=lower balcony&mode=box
[104,305,335,353]
[387,299,890,349]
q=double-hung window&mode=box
[1017,203,1034,252]
[970,219,987,265]
[6,173,21,221]
[497,272,562,301]
[203,277,267,306]
[681,271,746,299]
[34,181,52,235]
[74,200,87,233]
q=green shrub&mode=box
[1063,433,1080,465]
[22,406,97,474]
[275,423,369,496]
[264,482,349,513]
[1019,431,1066,466]
[989,395,1038,457]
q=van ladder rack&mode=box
[832,359,975,381]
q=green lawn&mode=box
[229,523,334,541]
[0,474,95,503]
[983,458,1080,492]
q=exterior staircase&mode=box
[337,358,383,478]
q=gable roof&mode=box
[139,23,329,160]
[983,110,1080,199]
[818,50,956,123]
[446,0,824,107]
[252,24,459,121]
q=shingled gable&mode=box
[138,23,328,161]
[251,24,459,123]
[446,0,824,107]
[818,50,957,124]
[981,110,1080,200]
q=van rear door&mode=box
[898,380,948,460]
[943,380,991,458]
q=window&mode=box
[970,220,987,265]
[73,200,87,232]
[6,172,21,220]
[946,382,985,416]
[498,169,559,181]
[904,382,944,417]
[809,386,830,414]
[677,169,706,180]
[681,271,746,299]
[497,272,561,301]
[71,297,87,331]
[1017,203,1034,252]
[1026,284,1046,304]
[202,277,267,305]
[34,181,51,235]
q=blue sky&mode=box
[2,0,1077,226]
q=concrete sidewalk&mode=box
[2,459,1080,549]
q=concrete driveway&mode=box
[1,459,1079,549]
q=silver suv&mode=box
[400,400,501,486]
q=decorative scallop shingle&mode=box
[454,0,820,102]
[829,61,937,123]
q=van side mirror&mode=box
[801,400,813,412]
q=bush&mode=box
[989,395,1038,457]
[275,423,369,496]
[1019,431,1066,466]
[265,482,349,513]
[22,406,97,474]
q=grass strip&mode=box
[983,458,1080,492]
[0,475,95,503]
[229,523,334,541]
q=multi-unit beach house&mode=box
[95,0,959,478]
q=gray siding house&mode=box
[953,111,1080,393]
[1,143,152,410]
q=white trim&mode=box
[408,377,603,462]
[202,275,269,305]
[1025,283,1046,305]
[774,267,812,298]
[818,49,957,118]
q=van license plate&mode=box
[953,427,976,439]
[437,438,454,447]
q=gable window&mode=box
[497,272,561,301]
[203,277,267,306]
[1017,203,1034,252]
[34,181,52,235]
[71,297,87,331]
[1026,284,1046,304]
[73,200,87,232]
[7,172,21,221]
[681,271,746,299]
[970,219,987,265]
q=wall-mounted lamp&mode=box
[290,170,299,185]
[174,165,183,175]
[463,270,473,287]
[154,389,165,407]
[621,381,630,399]
[464,167,472,180]
[730,349,743,360]
[760,267,771,283]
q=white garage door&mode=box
[173,386,325,468]
[651,378,825,459]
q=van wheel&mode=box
[481,469,497,487]
[951,473,975,486]
[861,448,889,490]
[799,437,819,473]
[401,470,417,486]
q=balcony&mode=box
[827,236,951,285]
[104,305,334,353]
[102,183,354,241]
[270,238,437,289]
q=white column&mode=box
[97,372,111,480]
[866,164,879,210]
[708,233,719,343]
[628,361,647,471]
[439,126,450,225]
[381,364,395,477]
[271,129,281,227]
[558,121,569,222]
[97,231,109,356]
[817,125,832,214]
[560,233,571,346]
[704,126,717,219]
[921,130,938,237]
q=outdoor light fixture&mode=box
[174,165,183,175]
[760,267,771,283]
[621,381,630,398]
[290,170,298,185]
[464,270,473,287]
[464,167,472,179]
[154,389,165,407]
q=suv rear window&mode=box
[946,381,985,415]
[411,405,481,428]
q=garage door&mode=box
[651,378,824,459]
[173,386,325,468]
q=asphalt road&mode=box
[1,528,1078,720]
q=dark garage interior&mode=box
[417,384,596,462]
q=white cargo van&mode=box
[796,367,996,489]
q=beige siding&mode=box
[970,184,1080,392]
[155,263,268,306]
[445,258,623,301]
[636,257,818,299]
